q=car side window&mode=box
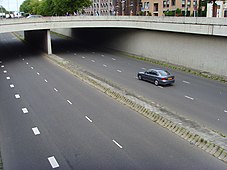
[150,71,158,76]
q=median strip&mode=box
[46,54,227,164]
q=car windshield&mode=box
[158,70,170,76]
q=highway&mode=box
[51,37,227,136]
[0,32,227,169]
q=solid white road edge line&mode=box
[85,116,93,123]
[48,156,60,169]
[112,140,123,149]
[32,127,40,135]
[185,95,194,100]
[22,108,28,114]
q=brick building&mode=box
[84,0,204,16]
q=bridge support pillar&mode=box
[24,29,52,54]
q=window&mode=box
[167,0,169,7]
[172,0,175,6]
[154,3,158,12]
[144,2,150,10]
[182,0,185,7]
[224,10,227,17]
[158,70,170,76]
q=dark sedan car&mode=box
[137,69,175,86]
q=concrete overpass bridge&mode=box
[0,16,227,77]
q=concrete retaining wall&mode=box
[54,28,227,77]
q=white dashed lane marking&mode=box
[112,58,116,61]
[48,156,60,169]
[224,110,227,113]
[101,54,104,57]
[22,108,28,114]
[10,84,14,88]
[31,67,34,69]
[141,68,146,70]
[22,58,24,61]
[37,72,40,75]
[44,79,48,83]
[183,80,191,84]
[32,127,40,135]
[67,100,72,105]
[54,88,58,92]
[3,70,7,73]
[103,64,107,67]
[6,77,10,80]
[117,70,122,73]
[15,94,20,99]
[26,62,29,65]
[1,65,4,68]
[185,95,194,100]
[112,140,123,149]
[82,56,85,59]
[91,60,95,63]
[85,116,93,123]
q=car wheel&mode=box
[154,79,159,86]
[138,75,142,80]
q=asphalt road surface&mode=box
[0,33,227,169]
[51,37,227,137]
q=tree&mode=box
[20,0,92,16]
[53,0,92,16]
[38,0,55,16]
[0,5,7,13]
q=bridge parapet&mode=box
[0,16,227,36]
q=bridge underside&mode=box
[71,28,227,77]
[24,27,227,77]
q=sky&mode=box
[1,0,25,11]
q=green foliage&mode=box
[164,10,175,16]
[20,0,92,16]
[0,5,7,13]
[175,8,182,16]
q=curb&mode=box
[46,54,227,164]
